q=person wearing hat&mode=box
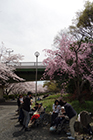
[50,106,66,130]
[22,91,32,131]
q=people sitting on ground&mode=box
[29,103,39,116]
[59,99,77,140]
[29,103,44,126]
[50,99,61,127]
[43,94,49,99]
[50,106,67,130]
[32,102,39,112]
[37,97,41,101]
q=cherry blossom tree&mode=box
[0,42,24,85]
[4,82,35,95]
[37,84,47,93]
[0,42,23,64]
[43,32,93,101]
[0,42,24,100]
[4,82,47,96]
[0,62,24,86]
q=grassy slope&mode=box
[34,93,93,114]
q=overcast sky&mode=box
[0,0,92,62]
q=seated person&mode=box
[29,103,44,126]
[30,103,39,115]
[50,99,61,126]
[32,102,39,111]
[37,97,41,101]
[52,106,66,128]
[36,103,44,115]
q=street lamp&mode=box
[6,49,13,57]
[34,51,40,103]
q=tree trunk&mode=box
[0,86,5,102]
[75,50,81,101]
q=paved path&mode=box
[0,101,67,140]
[0,100,92,140]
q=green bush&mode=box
[71,100,93,114]
[3,95,9,100]
[3,93,27,100]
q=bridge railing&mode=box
[7,62,46,68]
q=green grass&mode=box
[33,93,93,114]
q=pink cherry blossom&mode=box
[43,32,93,97]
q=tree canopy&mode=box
[0,42,24,86]
[43,32,93,100]
[69,1,93,41]
[77,1,93,28]
[0,62,24,86]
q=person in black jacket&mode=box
[22,91,32,131]
[29,103,39,116]
[59,99,77,140]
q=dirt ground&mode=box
[0,100,93,140]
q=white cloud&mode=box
[0,0,92,62]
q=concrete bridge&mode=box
[0,62,47,102]
[10,62,46,81]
